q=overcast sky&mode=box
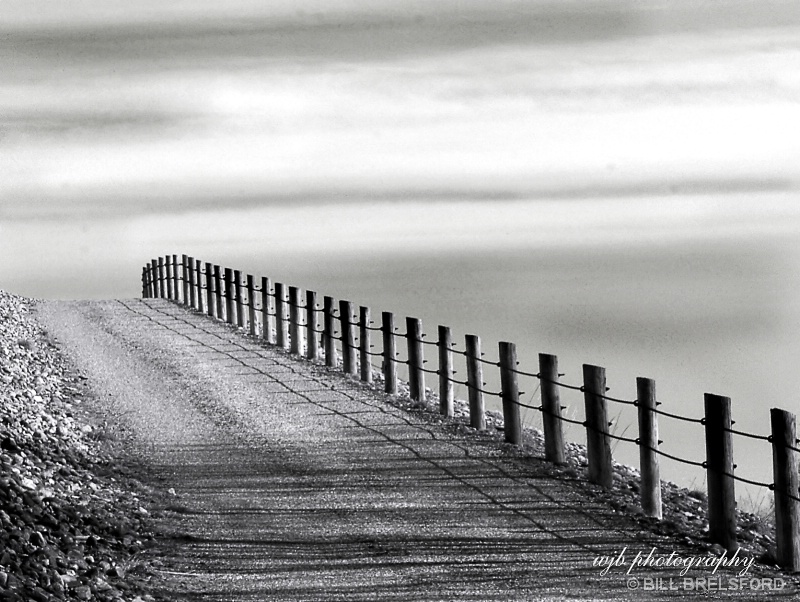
[2,0,798,222]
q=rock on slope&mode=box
[0,291,156,602]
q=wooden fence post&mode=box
[382,311,397,395]
[324,296,336,367]
[771,408,800,571]
[539,353,565,464]
[465,334,486,431]
[637,377,661,519]
[340,300,357,376]
[261,277,275,344]
[359,306,372,383]
[235,270,245,328]
[583,364,613,489]
[202,262,211,315]
[275,282,288,349]
[214,265,223,320]
[141,267,148,298]
[165,256,173,300]
[188,257,196,309]
[306,290,318,360]
[178,256,185,305]
[164,256,171,300]
[150,259,158,298]
[174,255,181,301]
[704,393,737,550]
[158,257,166,298]
[195,259,204,313]
[205,262,214,317]
[247,275,257,336]
[289,286,303,355]
[224,268,235,325]
[406,317,425,403]
[438,325,453,417]
[167,255,173,301]
[499,342,521,444]
[191,258,197,308]
[172,254,180,302]
[182,255,190,305]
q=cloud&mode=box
[1,1,798,224]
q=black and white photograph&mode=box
[2,1,800,600]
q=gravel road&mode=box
[35,299,796,601]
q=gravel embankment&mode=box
[0,291,157,602]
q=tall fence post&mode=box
[275,282,288,349]
[188,256,196,309]
[306,290,318,360]
[382,311,397,395]
[289,286,303,355]
[164,255,171,300]
[359,306,372,383]
[158,257,166,298]
[438,325,453,417]
[339,300,357,376]
[465,334,486,431]
[182,254,190,305]
[324,296,336,367]
[150,259,159,298]
[224,268,235,325]
[175,256,181,300]
[539,353,565,464]
[214,265,223,320]
[205,262,215,317]
[195,259,204,313]
[261,277,275,344]
[704,393,737,551]
[172,254,180,302]
[637,377,662,519]
[583,364,613,489]
[167,255,174,301]
[167,255,173,300]
[192,258,206,314]
[145,261,151,298]
[178,255,185,305]
[203,262,211,316]
[164,256,173,300]
[247,275,257,336]
[771,408,800,571]
[406,317,425,403]
[235,270,245,328]
[499,342,521,444]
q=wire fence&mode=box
[142,254,800,571]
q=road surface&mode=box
[36,299,791,601]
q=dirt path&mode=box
[35,299,791,601]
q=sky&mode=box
[2,0,800,501]
[2,0,799,223]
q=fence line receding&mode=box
[142,254,800,571]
